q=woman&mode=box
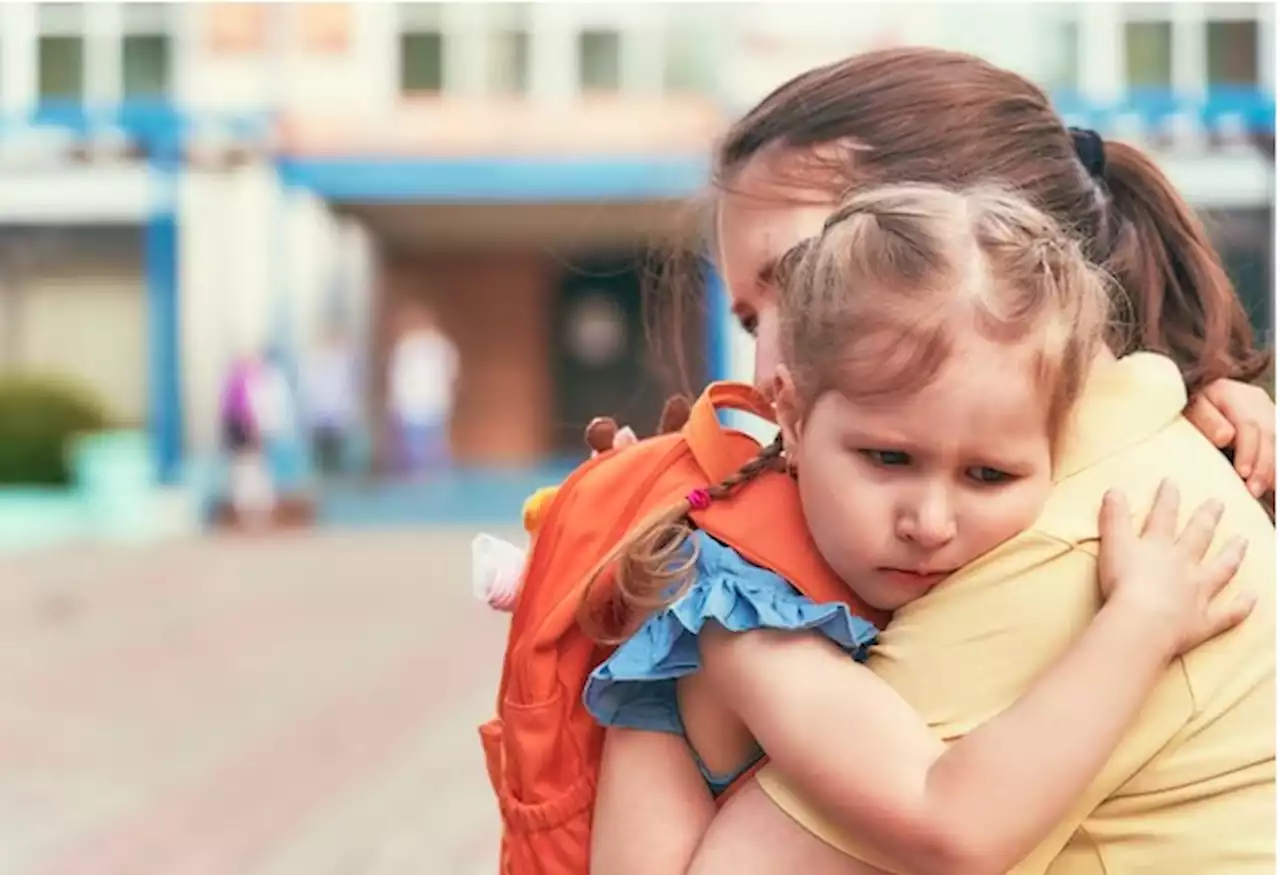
[640,49,1274,497]
[598,48,1275,873]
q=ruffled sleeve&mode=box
[583,530,879,734]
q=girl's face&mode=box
[775,337,1055,612]
[716,157,1054,611]
[714,162,837,397]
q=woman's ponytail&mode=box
[1098,138,1272,393]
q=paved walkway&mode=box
[0,528,515,875]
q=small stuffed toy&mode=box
[471,398,690,613]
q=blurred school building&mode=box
[0,2,1271,503]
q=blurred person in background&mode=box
[592,46,1275,873]
[388,301,459,480]
[253,345,301,491]
[220,350,275,529]
[302,321,360,478]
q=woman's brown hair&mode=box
[651,46,1269,394]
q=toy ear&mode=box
[657,395,692,435]
[584,417,619,454]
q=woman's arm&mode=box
[694,485,1251,875]
[591,726,716,875]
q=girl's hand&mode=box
[1185,379,1275,499]
[1098,479,1254,659]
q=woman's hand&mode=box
[1185,379,1275,499]
[1098,479,1254,659]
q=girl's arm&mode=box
[694,485,1251,875]
[591,726,715,875]
[1185,379,1275,499]
[695,609,1158,875]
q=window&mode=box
[1124,20,1173,87]
[38,36,84,101]
[399,2,445,94]
[579,30,621,92]
[122,4,172,98]
[37,2,84,102]
[401,32,444,92]
[123,35,170,97]
[1207,20,1260,85]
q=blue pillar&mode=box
[702,255,730,383]
[145,164,183,485]
[267,179,315,492]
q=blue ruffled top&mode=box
[583,530,878,794]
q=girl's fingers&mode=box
[1198,538,1249,599]
[1141,479,1182,540]
[1185,394,1235,449]
[1174,499,1225,561]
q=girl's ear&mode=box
[773,365,803,455]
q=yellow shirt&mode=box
[757,353,1276,873]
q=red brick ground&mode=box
[0,528,513,875]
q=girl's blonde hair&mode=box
[580,183,1111,643]
[778,183,1112,436]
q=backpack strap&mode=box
[684,382,777,484]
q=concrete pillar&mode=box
[85,2,124,106]
[1079,3,1125,104]
[1172,3,1208,98]
[1259,3,1275,89]
[0,3,38,118]
[441,3,489,96]
[528,4,580,104]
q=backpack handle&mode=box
[683,381,777,484]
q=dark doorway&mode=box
[550,253,703,457]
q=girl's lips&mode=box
[879,568,952,589]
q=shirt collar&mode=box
[1054,352,1188,482]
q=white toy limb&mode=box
[471,533,528,612]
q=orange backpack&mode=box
[478,381,889,875]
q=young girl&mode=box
[582,184,1253,875]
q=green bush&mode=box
[0,374,112,486]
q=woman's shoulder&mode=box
[1038,414,1272,549]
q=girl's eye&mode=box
[968,466,1016,484]
[860,449,911,467]
[738,313,758,337]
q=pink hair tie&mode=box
[687,488,712,511]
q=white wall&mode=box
[0,166,156,225]
[11,239,147,425]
